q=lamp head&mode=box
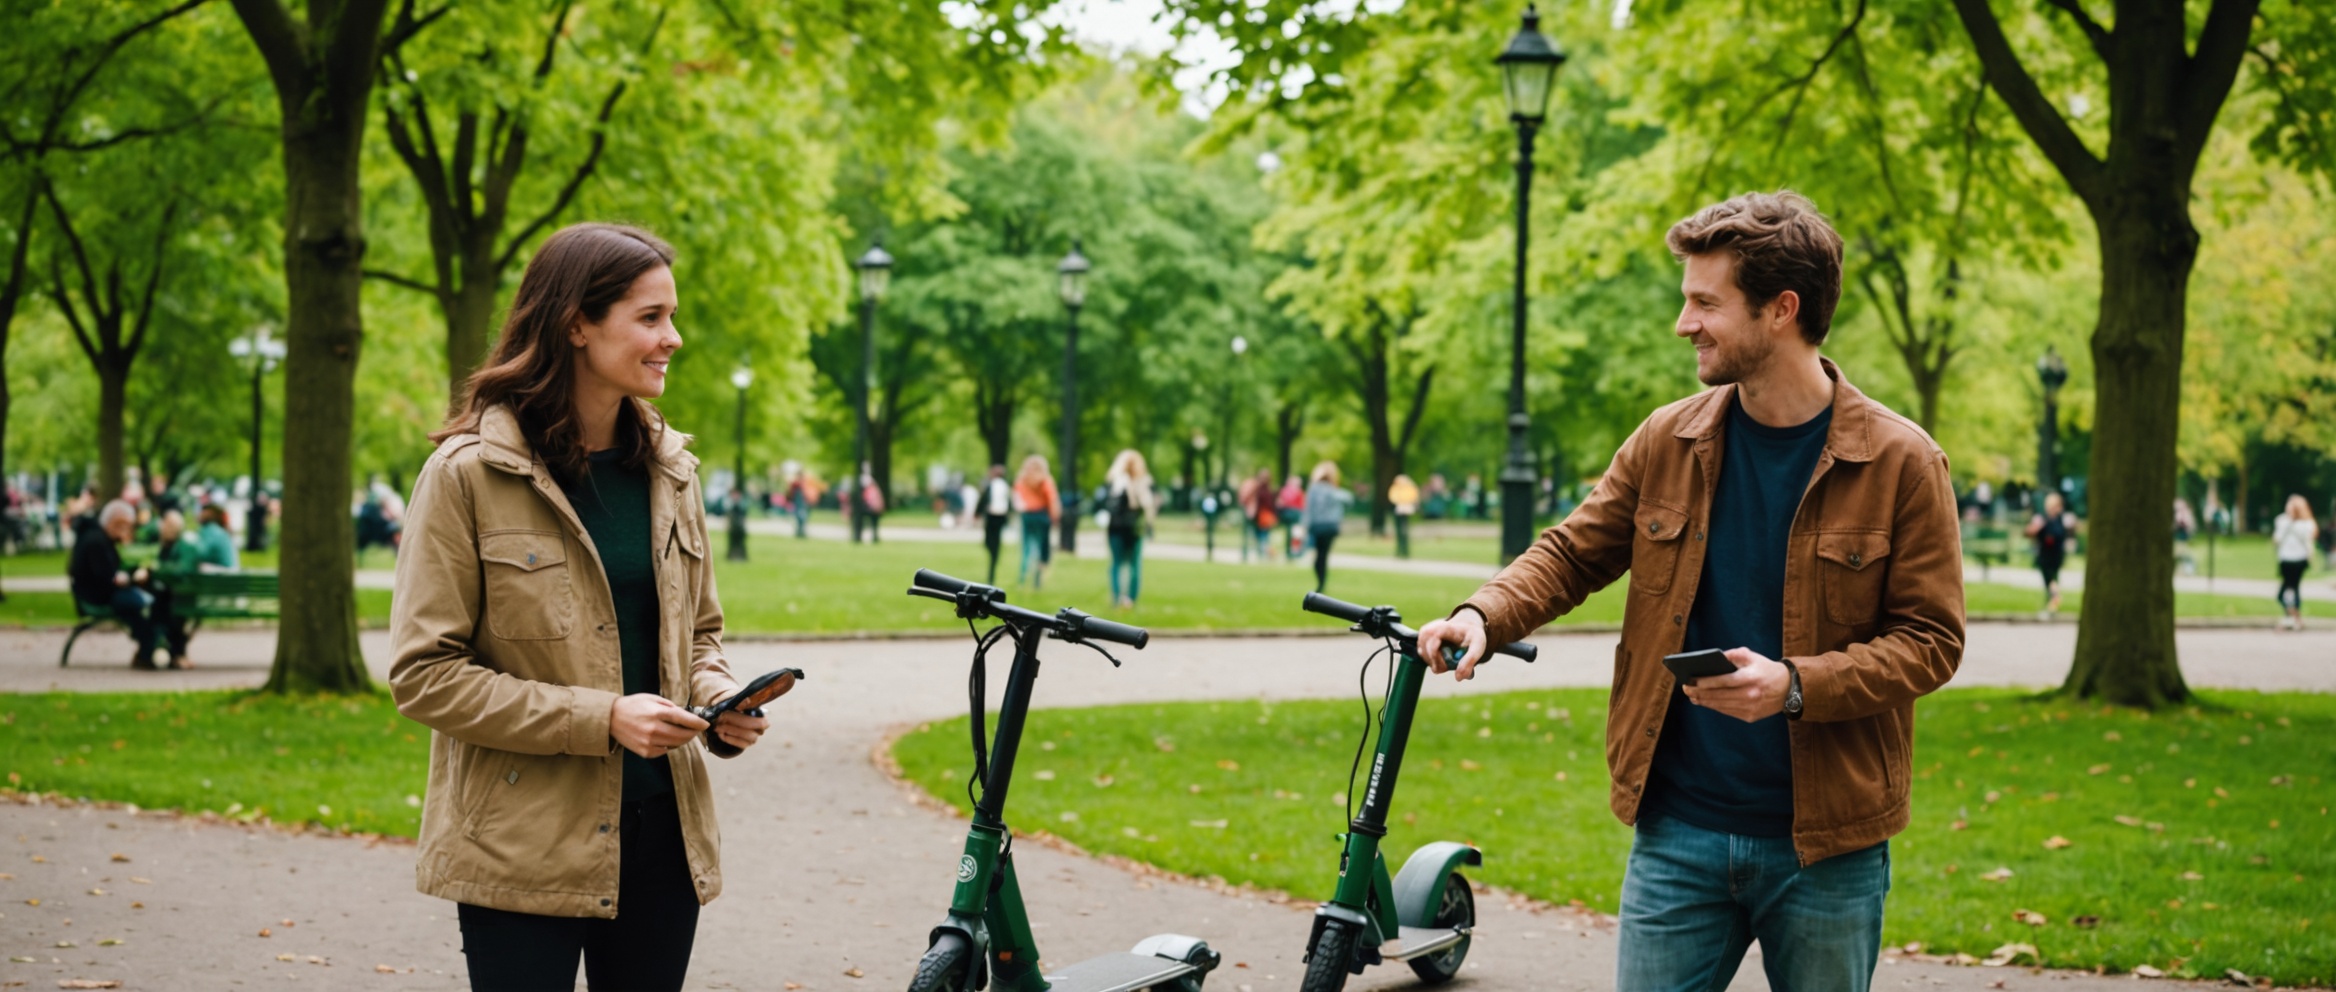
[1495,5,1567,124]
[856,240,894,303]
[1058,239,1091,309]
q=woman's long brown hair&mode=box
[432,223,676,478]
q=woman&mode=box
[388,223,768,991]
[1102,450,1158,607]
[1276,473,1307,560]
[1014,455,1061,588]
[2024,492,2078,618]
[193,504,240,570]
[1388,473,1421,560]
[2272,494,2319,630]
[1304,461,1349,593]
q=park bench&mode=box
[61,570,281,667]
[1962,522,2015,581]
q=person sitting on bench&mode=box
[68,499,187,670]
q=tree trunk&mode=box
[445,256,498,404]
[95,369,127,503]
[871,416,894,507]
[1274,402,1302,485]
[2059,206,2195,708]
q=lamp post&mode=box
[853,240,892,545]
[2036,347,2068,504]
[1494,5,1565,563]
[1056,240,1090,554]
[227,326,285,552]
[1225,334,1247,495]
[728,364,753,561]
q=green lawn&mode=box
[892,687,2336,985]
[1,691,427,837]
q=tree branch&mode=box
[361,268,439,294]
[44,254,100,367]
[38,0,215,151]
[2178,0,2262,167]
[322,0,398,115]
[496,8,666,271]
[1947,0,2105,204]
[1,178,41,327]
[2039,0,2112,61]
[226,0,310,106]
[126,199,181,360]
[37,181,102,318]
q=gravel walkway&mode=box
[6,623,2328,990]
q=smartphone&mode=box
[1661,648,1737,685]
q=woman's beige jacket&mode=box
[389,404,742,918]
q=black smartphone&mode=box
[1661,648,1737,684]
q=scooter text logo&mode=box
[957,855,979,883]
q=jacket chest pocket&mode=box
[1816,530,1892,625]
[1628,501,1691,596]
[478,529,576,640]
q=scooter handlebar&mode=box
[1300,592,1374,624]
[1065,610,1149,650]
[912,568,974,595]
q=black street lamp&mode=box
[852,240,892,545]
[727,365,753,561]
[2036,347,2069,502]
[1494,5,1565,563]
[227,326,285,553]
[1056,240,1090,554]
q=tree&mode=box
[1944,0,2329,707]
[39,183,178,504]
[366,0,662,405]
[229,0,394,695]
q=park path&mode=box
[7,623,2331,990]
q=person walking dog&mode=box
[1418,192,1964,992]
[389,224,770,992]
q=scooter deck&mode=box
[1382,925,1469,962]
[1043,952,1200,992]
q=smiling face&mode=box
[570,264,681,402]
[1675,252,1794,386]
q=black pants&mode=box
[1310,525,1339,592]
[2278,559,2308,612]
[457,791,700,991]
[983,513,1009,584]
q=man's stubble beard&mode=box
[1697,323,1776,387]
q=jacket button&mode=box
[1648,522,1661,535]
[1645,726,1657,738]
[1672,614,1683,626]
[599,823,610,834]
[1696,531,1705,542]
[505,770,519,785]
[600,899,612,907]
[1848,552,1863,567]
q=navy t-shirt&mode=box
[1645,395,1831,838]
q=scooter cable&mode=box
[1344,642,1395,828]
[965,620,1015,810]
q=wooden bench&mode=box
[62,570,281,667]
[1962,523,2015,582]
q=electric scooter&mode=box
[902,568,1222,992]
[1294,592,1539,991]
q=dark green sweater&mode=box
[561,449,672,801]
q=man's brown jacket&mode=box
[1462,360,1963,865]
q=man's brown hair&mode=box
[1665,191,1843,345]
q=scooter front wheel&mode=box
[1407,872,1476,984]
[1298,918,1361,992]
[906,932,974,992]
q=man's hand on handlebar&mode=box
[611,694,708,759]
[1419,609,1489,682]
[707,688,772,752]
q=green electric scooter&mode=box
[902,568,1222,992]
[1294,592,1539,992]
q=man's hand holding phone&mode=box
[1673,647,1793,723]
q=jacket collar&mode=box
[476,403,700,484]
[1673,357,1876,463]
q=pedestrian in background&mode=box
[1240,469,1276,563]
[1304,461,1350,592]
[1015,455,1060,588]
[2025,491,2078,619]
[1276,473,1306,560]
[783,468,812,539]
[856,464,886,544]
[1389,473,1421,559]
[2273,494,2318,630]
[979,465,1013,584]
[1102,450,1158,607]
[70,500,184,670]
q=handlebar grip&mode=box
[1300,592,1373,624]
[1079,614,1150,650]
[912,568,972,595]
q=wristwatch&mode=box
[1781,660,1805,719]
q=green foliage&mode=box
[893,686,2336,984]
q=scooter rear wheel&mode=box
[1407,872,1475,984]
[906,932,974,992]
[1298,918,1361,992]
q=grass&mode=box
[891,687,2336,985]
[0,690,427,837]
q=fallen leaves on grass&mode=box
[1215,759,1239,771]
[1979,867,2015,882]
[2042,835,2072,849]
[2012,909,2048,926]
[1981,943,2037,967]
[2116,814,2144,827]
[2071,915,2100,929]
[2133,964,2165,978]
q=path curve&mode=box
[6,624,2330,990]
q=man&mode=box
[1419,191,1964,991]
[69,499,189,670]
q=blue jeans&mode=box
[88,587,161,665]
[1107,530,1142,602]
[1617,813,1889,992]
[1018,511,1052,586]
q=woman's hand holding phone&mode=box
[610,694,708,759]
